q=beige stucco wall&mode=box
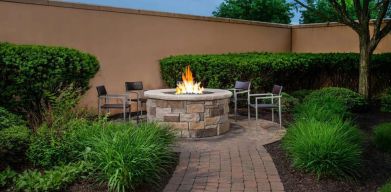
[0,0,390,110]
[0,0,291,109]
[292,22,391,53]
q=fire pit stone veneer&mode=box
[145,89,232,138]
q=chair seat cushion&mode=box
[249,103,278,108]
[101,104,130,109]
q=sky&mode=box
[61,0,301,24]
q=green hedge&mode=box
[0,42,99,123]
[160,52,391,94]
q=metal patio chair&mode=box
[125,81,147,121]
[228,81,251,121]
[97,85,131,121]
[248,85,283,127]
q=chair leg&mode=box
[98,99,101,116]
[272,109,274,122]
[234,99,237,121]
[279,108,282,128]
[255,107,258,121]
[123,102,126,121]
[248,103,250,121]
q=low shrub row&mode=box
[283,87,364,179]
[160,52,391,95]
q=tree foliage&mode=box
[299,0,390,23]
[213,0,293,24]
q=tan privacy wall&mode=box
[292,22,391,53]
[0,0,291,109]
[0,0,390,110]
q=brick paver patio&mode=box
[164,118,286,192]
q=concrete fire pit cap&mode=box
[144,89,232,101]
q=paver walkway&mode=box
[164,118,286,192]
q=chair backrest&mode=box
[272,85,283,95]
[96,85,107,97]
[125,81,143,91]
[234,81,251,90]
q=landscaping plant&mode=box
[283,118,362,179]
[373,123,391,154]
[0,107,30,165]
[79,122,176,191]
[0,42,99,125]
[14,161,90,192]
[160,53,391,95]
[283,87,364,179]
[0,167,17,189]
[304,87,367,112]
[380,88,391,113]
[379,180,391,192]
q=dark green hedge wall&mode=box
[0,42,99,121]
[160,52,391,95]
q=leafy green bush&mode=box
[79,122,176,191]
[379,180,391,192]
[0,167,17,189]
[0,126,30,164]
[290,89,314,102]
[0,107,26,130]
[304,87,367,112]
[0,42,99,124]
[380,88,391,112]
[281,92,299,112]
[283,118,362,179]
[160,52,391,94]
[373,123,391,153]
[27,119,90,168]
[14,161,89,192]
[0,107,30,165]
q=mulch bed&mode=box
[265,107,391,192]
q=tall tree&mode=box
[213,0,293,24]
[295,0,391,98]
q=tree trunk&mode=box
[358,35,371,99]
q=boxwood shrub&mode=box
[304,87,367,112]
[0,107,30,165]
[0,42,99,123]
[373,123,391,153]
[160,53,391,94]
[380,88,391,112]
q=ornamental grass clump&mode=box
[283,118,362,179]
[81,122,176,192]
[283,87,364,180]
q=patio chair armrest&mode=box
[249,93,273,97]
[255,95,281,101]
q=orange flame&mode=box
[176,65,204,94]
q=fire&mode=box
[176,65,204,94]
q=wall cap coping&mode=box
[2,0,389,30]
[0,0,291,29]
[144,89,232,101]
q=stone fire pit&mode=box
[145,89,232,138]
